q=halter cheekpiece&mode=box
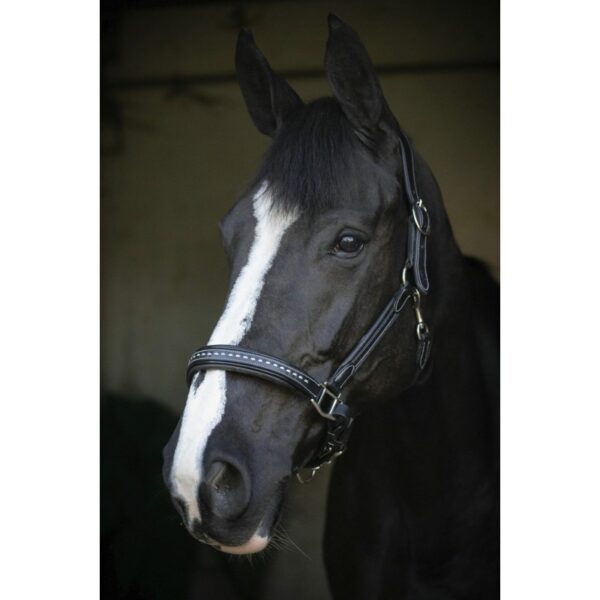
[186,130,432,481]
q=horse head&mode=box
[163,14,438,554]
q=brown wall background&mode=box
[102,0,499,413]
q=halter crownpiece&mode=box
[185,131,432,481]
[398,128,430,295]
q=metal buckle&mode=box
[296,466,320,484]
[411,199,431,236]
[310,383,341,421]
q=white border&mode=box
[502,1,600,597]
[1,0,600,597]
[0,2,99,598]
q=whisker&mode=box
[270,523,310,559]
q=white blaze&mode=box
[170,185,298,523]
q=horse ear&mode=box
[235,30,304,137]
[324,14,388,145]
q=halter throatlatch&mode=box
[185,130,432,482]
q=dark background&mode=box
[100,1,499,598]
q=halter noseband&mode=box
[186,130,432,481]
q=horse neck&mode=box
[338,152,497,513]
[360,187,497,496]
[401,153,494,445]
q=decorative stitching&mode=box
[189,349,313,386]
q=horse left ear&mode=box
[324,14,390,148]
[235,29,304,137]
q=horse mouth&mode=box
[194,526,270,555]
[193,492,285,555]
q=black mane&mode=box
[253,97,367,215]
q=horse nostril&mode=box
[199,459,250,520]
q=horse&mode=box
[163,14,499,599]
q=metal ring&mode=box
[412,200,431,236]
[296,467,319,484]
[416,322,429,340]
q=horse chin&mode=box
[200,502,282,554]
[215,502,282,554]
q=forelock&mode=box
[251,97,369,216]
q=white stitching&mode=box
[192,350,312,385]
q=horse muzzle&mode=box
[164,447,284,554]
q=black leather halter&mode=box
[186,130,432,479]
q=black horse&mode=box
[163,15,499,599]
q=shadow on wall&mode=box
[101,394,272,599]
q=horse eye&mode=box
[331,234,366,256]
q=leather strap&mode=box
[326,284,412,394]
[186,346,356,468]
[398,129,430,294]
[187,346,320,396]
[187,284,413,407]
[186,283,420,469]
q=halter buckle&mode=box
[310,383,341,421]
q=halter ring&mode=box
[412,199,431,236]
[416,322,429,340]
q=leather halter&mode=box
[186,130,432,480]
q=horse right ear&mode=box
[324,15,390,149]
[235,30,304,137]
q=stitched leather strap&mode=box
[186,346,355,467]
[187,283,413,404]
[185,284,420,468]
[187,345,322,402]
